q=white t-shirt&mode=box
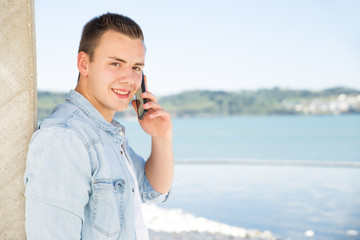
[123,157,149,240]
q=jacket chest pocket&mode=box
[91,178,125,237]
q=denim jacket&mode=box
[24,90,169,240]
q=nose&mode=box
[119,67,137,86]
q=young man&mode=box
[24,13,173,240]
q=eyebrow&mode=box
[108,56,144,66]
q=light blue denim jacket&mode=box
[24,90,169,240]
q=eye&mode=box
[111,62,120,67]
[133,66,142,71]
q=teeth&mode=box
[113,89,129,95]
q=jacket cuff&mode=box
[140,177,170,203]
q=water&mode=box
[119,115,360,239]
[123,115,360,163]
[162,165,360,240]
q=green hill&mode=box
[159,87,360,117]
[37,91,68,120]
[37,87,360,120]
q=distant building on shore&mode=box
[292,94,360,115]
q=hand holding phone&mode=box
[135,73,148,120]
[133,73,173,139]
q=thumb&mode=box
[131,99,138,111]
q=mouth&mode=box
[112,88,131,98]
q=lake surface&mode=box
[120,115,360,239]
[122,115,360,163]
[162,165,360,240]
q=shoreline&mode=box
[149,165,360,240]
[174,159,360,168]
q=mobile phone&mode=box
[135,73,148,120]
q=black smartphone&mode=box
[135,73,148,120]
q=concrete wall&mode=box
[0,0,37,239]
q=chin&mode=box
[114,107,128,113]
[114,103,131,112]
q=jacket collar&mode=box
[67,90,125,136]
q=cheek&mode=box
[135,81,141,90]
[91,68,115,84]
[134,76,142,89]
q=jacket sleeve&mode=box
[24,127,92,240]
[126,144,170,203]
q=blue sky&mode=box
[35,0,360,95]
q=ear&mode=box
[77,51,90,77]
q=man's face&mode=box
[81,30,145,121]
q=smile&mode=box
[112,88,130,96]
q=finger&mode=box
[143,101,161,110]
[142,91,158,103]
[148,109,171,119]
[144,74,148,91]
[131,99,138,111]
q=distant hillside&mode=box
[37,91,68,120]
[37,87,360,119]
[159,87,360,117]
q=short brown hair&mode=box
[78,12,144,61]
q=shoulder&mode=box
[37,101,99,145]
[27,118,97,180]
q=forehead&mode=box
[94,30,145,61]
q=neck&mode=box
[75,84,115,123]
